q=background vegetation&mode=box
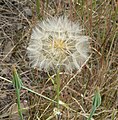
[0,0,117,120]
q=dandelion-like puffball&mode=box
[27,16,90,72]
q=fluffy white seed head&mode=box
[27,16,90,72]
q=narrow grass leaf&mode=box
[88,87,101,120]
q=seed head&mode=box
[27,16,90,72]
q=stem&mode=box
[36,0,40,19]
[16,89,24,120]
[56,69,60,110]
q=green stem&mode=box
[36,0,40,19]
[16,89,24,120]
[56,69,60,109]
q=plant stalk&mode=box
[36,0,40,19]
[16,89,24,120]
[56,69,60,110]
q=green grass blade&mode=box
[87,87,101,120]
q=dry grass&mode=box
[0,0,118,120]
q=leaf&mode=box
[87,87,101,120]
[93,87,101,108]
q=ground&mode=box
[0,0,118,120]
